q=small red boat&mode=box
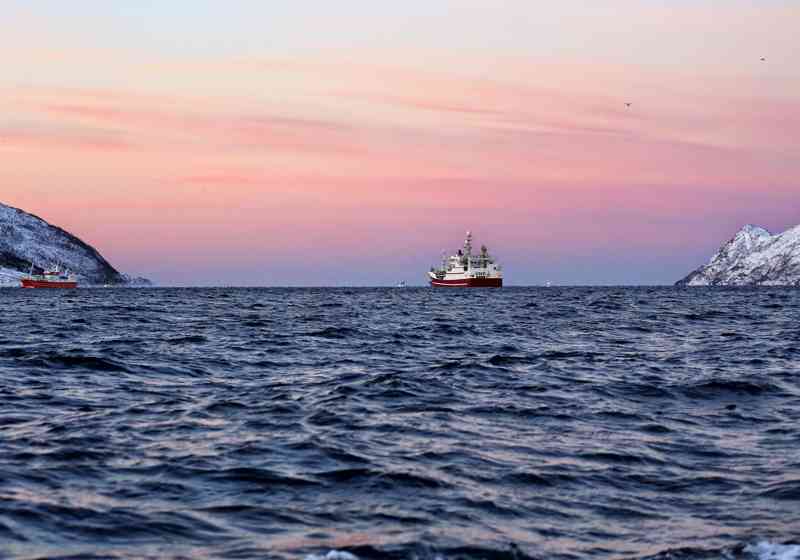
[20,267,78,289]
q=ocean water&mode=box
[0,287,798,560]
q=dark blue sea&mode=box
[1,287,798,560]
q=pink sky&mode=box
[1,2,799,285]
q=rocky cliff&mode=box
[677,224,800,286]
[0,202,148,286]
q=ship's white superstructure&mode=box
[428,232,503,287]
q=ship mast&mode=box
[462,231,472,270]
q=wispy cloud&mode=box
[0,123,133,152]
[35,99,363,156]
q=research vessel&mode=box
[428,232,502,287]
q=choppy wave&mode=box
[0,287,799,559]
[305,540,800,560]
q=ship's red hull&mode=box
[20,279,78,289]
[430,277,502,288]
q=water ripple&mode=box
[0,287,798,559]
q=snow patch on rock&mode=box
[0,266,26,287]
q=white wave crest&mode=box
[305,551,360,560]
[745,541,800,560]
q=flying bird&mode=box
[625,102,632,108]
[760,57,766,62]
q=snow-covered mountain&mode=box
[677,224,800,286]
[1,202,149,287]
